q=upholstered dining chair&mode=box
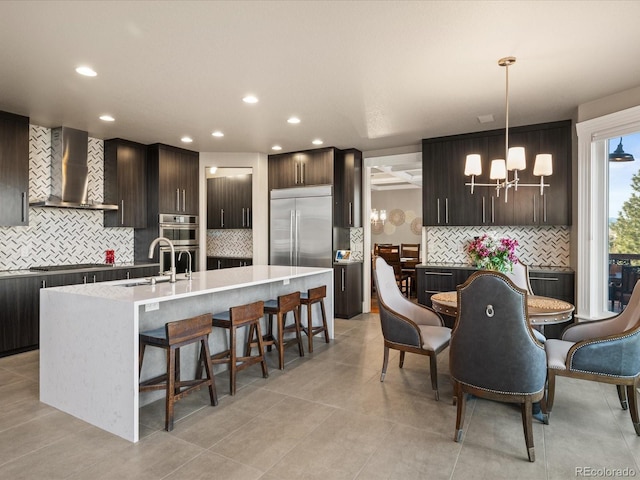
[450,271,547,462]
[505,261,534,295]
[372,256,451,400]
[545,279,640,435]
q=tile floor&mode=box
[1,312,639,479]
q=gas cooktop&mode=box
[29,263,114,272]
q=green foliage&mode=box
[610,169,640,254]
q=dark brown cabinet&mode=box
[334,149,362,227]
[422,120,571,226]
[0,111,29,226]
[148,144,199,215]
[268,148,334,190]
[207,257,252,270]
[207,174,252,229]
[0,276,40,356]
[0,265,160,357]
[334,262,362,319]
[104,139,147,228]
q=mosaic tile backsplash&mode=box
[0,125,134,271]
[207,229,253,257]
[425,225,570,267]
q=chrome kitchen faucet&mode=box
[148,237,176,283]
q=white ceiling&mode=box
[1,1,640,159]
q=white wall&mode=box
[198,152,269,271]
[370,188,422,252]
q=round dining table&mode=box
[430,291,575,326]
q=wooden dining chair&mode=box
[400,243,420,296]
[378,245,410,297]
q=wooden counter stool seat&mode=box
[300,285,329,353]
[209,300,268,395]
[138,313,218,432]
[261,291,304,369]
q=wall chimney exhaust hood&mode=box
[30,127,118,210]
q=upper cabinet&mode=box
[0,111,29,226]
[268,148,334,190]
[207,174,252,229]
[268,146,363,228]
[104,139,148,228]
[148,144,199,215]
[334,148,362,227]
[422,120,572,226]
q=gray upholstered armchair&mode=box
[545,279,640,435]
[450,271,547,462]
[373,256,451,400]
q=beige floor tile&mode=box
[0,396,56,432]
[355,423,460,480]
[265,408,393,480]
[0,409,90,465]
[67,431,205,480]
[0,377,39,408]
[0,425,130,479]
[163,450,264,480]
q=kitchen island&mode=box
[39,265,333,442]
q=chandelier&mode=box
[371,208,386,225]
[464,57,553,202]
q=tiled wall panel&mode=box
[0,125,133,270]
[425,225,570,267]
[207,229,253,257]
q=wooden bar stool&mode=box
[300,285,329,353]
[139,313,218,432]
[209,300,268,395]
[262,291,304,369]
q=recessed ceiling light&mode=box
[181,136,193,143]
[99,115,115,122]
[287,117,301,124]
[272,145,282,151]
[209,167,217,174]
[312,139,323,145]
[243,95,258,104]
[211,131,224,137]
[75,66,97,77]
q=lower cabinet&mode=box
[207,257,253,270]
[416,265,575,335]
[334,262,363,319]
[0,265,160,357]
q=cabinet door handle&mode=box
[529,276,559,282]
[437,198,441,224]
[22,192,27,223]
[221,209,224,228]
[83,275,87,284]
[248,207,251,227]
[295,163,299,184]
[182,189,186,212]
[126,271,131,279]
[482,196,486,223]
[423,271,453,276]
[242,207,245,227]
[176,189,180,211]
[341,267,345,291]
[543,195,547,223]
[218,260,221,269]
[301,163,305,184]
[491,197,495,223]
[533,196,537,223]
[92,275,97,283]
[445,198,449,224]
[121,200,124,225]
[41,280,46,288]
[348,202,353,226]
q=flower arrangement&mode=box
[467,234,519,273]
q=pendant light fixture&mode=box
[464,56,552,201]
[609,138,635,162]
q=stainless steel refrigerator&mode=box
[270,185,333,268]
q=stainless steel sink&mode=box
[120,276,173,287]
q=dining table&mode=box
[430,291,575,327]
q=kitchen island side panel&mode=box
[39,291,139,441]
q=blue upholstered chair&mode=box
[450,271,547,462]
[545,279,640,435]
[372,256,451,400]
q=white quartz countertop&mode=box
[44,265,333,305]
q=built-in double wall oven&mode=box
[158,214,199,274]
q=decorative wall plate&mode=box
[389,209,405,226]
[410,217,422,235]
